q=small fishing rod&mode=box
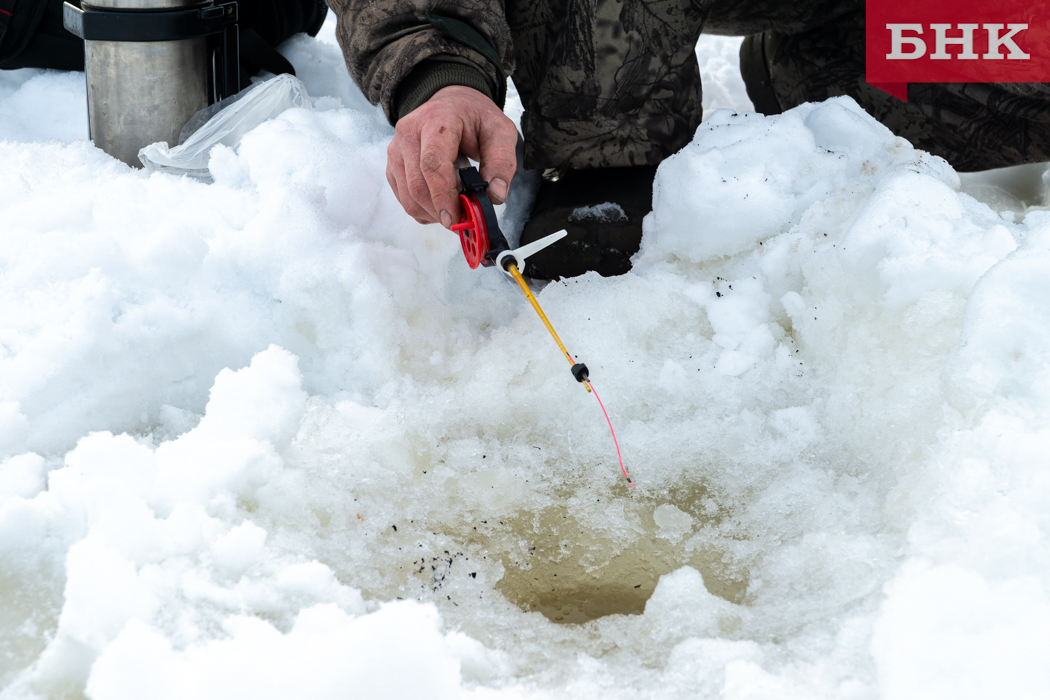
[451,166,635,488]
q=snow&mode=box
[3,19,1050,700]
[570,203,627,222]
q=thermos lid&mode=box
[82,0,209,10]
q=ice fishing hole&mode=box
[495,497,747,624]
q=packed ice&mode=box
[2,19,1049,700]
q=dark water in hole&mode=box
[494,505,747,623]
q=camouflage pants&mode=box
[514,0,1050,172]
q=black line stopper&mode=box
[571,363,589,383]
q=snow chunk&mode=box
[873,562,1050,700]
[569,202,627,222]
[643,98,923,264]
[0,452,46,500]
[86,603,475,700]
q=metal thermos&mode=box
[64,0,239,167]
[83,0,208,166]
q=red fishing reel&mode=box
[452,193,490,269]
[450,166,510,269]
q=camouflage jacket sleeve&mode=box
[327,0,513,124]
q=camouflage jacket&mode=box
[327,0,513,124]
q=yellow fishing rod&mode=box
[451,166,634,486]
[506,262,590,392]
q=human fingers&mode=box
[386,142,433,222]
[417,117,463,229]
[398,128,446,223]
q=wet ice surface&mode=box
[3,25,1050,700]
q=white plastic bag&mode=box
[138,73,311,182]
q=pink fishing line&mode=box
[586,381,635,488]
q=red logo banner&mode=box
[866,0,1050,101]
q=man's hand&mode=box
[387,85,518,228]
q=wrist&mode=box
[394,59,498,122]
